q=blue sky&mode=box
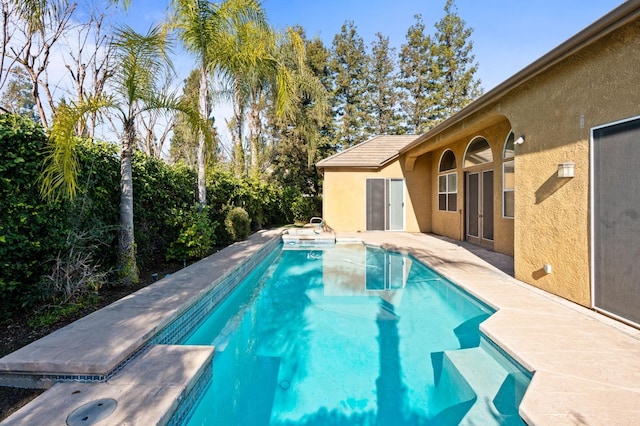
[261,0,625,91]
[118,0,625,91]
[110,0,624,150]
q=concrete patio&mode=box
[1,230,639,425]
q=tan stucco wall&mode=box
[406,19,640,308]
[322,159,431,233]
[425,120,515,255]
[504,21,640,307]
[320,18,640,311]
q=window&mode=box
[503,132,515,218]
[438,150,457,212]
[464,137,493,168]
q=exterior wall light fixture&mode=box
[557,162,575,178]
[514,135,525,145]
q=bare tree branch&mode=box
[5,0,77,127]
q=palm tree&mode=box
[214,19,300,177]
[273,28,329,169]
[168,0,267,205]
[41,25,205,285]
[242,27,328,177]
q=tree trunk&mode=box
[232,77,245,177]
[118,118,139,285]
[197,66,208,207]
[248,100,261,177]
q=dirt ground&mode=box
[0,263,183,421]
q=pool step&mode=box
[281,229,336,246]
[432,341,529,425]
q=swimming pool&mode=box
[176,243,530,425]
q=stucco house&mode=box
[317,1,640,327]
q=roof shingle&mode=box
[316,135,421,169]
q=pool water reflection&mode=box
[180,243,530,425]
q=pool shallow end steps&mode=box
[342,232,640,425]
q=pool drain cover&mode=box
[279,379,291,390]
[66,398,117,425]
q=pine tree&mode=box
[397,14,439,134]
[305,34,337,151]
[329,21,369,149]
[0,70,39,122]
[366,33,403,135]
[433,0,482,121]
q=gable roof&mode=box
[316,135,421,170]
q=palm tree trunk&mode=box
[197,66,208,207]
[248,100,261,177]
[118,118,139,285]
[232,76,246,177]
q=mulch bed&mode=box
[0,262,184,421]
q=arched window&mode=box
[464,137,493,168]
[438,150,457,212]
[503,132,515,160]
[503,131,515,218]
[439,150,457,172]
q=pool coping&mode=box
[0,229,281,388]
[2,230,639,425]
[342,232,640,425]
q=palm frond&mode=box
[41,96,114,201]
[111,25,174,104]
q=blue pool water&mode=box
[179,243,530,425]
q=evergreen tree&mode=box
[366,33,402,135]
[305,34,337,152]
[329,21,369,149]
[397,14,439,134]
[433,0,482,121]
[0,70,39,122]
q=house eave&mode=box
[400,0,640,165]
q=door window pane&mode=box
[439,150,457,172]
[439,194,447,210]
[448,194,457,211]
[482,171,494,240]
[467,173,479,237]
[448,173,457,192]
[503,132,515,159]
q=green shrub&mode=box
[291,193,322,224]
[132,153,196,266]
[0,114,70,316]
[166,205,217,261]
[0,114,303,321]
[224,207,251,242]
